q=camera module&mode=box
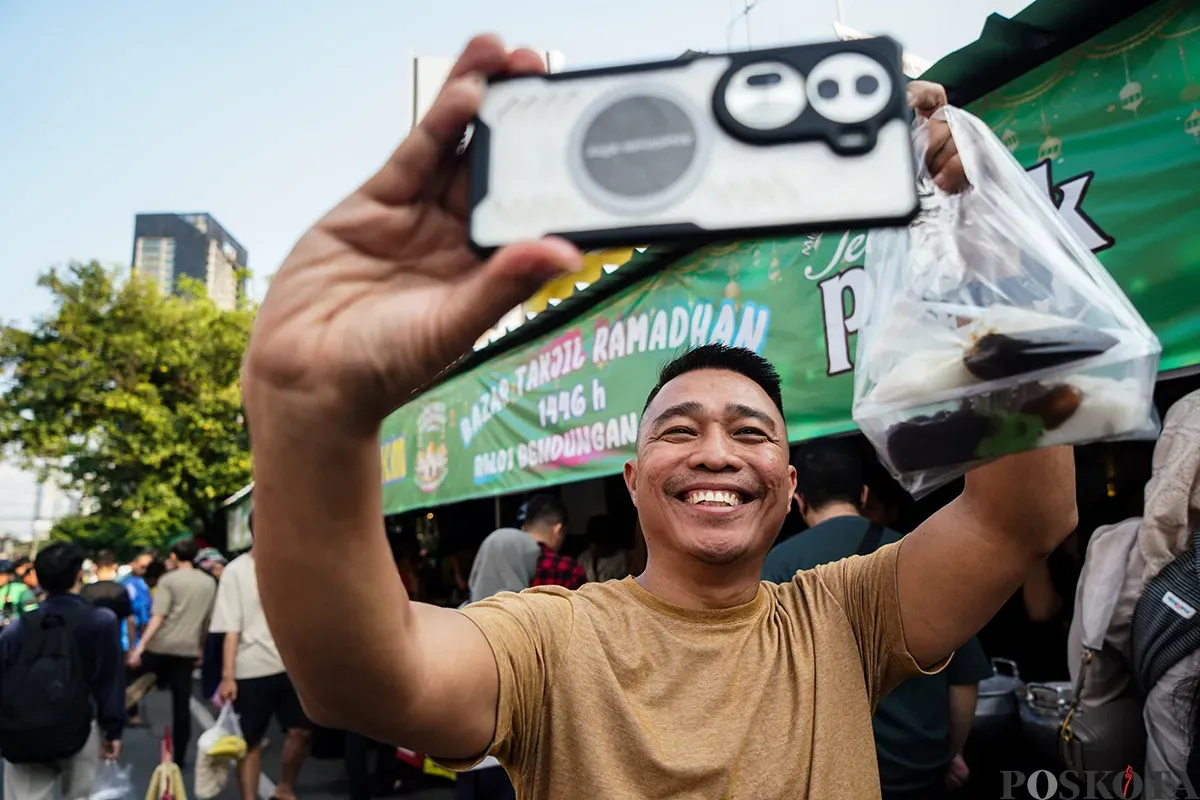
[806,52,892,124]
[722,61,807,131]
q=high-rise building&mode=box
[131,213,247,310]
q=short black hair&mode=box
[144,559,167,586]
[643,344,784,416]
[793,438,866,511]
[521,494,566,530]
[171,537,199,564]
[96,549,118,568]
[34,542,85,595]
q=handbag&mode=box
[1018,681,1073,765]
[1058,649,1147,774]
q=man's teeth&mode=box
[685,490,743,506]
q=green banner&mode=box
[380,0,1200,514]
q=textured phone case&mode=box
[468,38,919,253]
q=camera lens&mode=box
[723,60,807,131]
[746,72,782,87]
[856,75,879,95]
[807,53,892,124]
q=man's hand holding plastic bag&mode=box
[853,105,1161,497]
[89,761,134,800]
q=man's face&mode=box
[20,567,36,588]
[132,554,153,576]
[624,369,796,567]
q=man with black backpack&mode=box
[762,440,992,800]
[0,542,124,800]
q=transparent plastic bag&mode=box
[90,761,134,800]
[197,702,247,760]
[852,105,1161,497]
[194,703,244,799]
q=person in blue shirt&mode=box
[118,550,154,650]
[763,439,992,800]
[117,550,155,726]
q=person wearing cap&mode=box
[196,547,230,701]
[196,548,228,580]
[0,559,38,626]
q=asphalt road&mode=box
[0,683,454,800]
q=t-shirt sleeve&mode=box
[208,568,242,634]
[113,586,134,619]
[808,541,949,708]
[945,635,992,685]
[436,586,575,773]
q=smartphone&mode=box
[467,37,919,254]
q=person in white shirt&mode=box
[210,517,310,800]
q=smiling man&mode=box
[243,34,1075,800]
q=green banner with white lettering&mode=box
[380,0,1200,514]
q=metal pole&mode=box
[494,495,501,529]
[30,480,44,559]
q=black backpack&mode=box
[0,605,93,763]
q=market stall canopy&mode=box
[375,0,1200,515]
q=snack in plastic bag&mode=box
[197,703,247,761]
[194,703,245,799]
[90,761,134,800]
[852,105,1161,497]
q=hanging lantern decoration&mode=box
[1119,51,1144,114]
[1185,109,1200,141]
[1038,135,1063,162]
[1119,80,1144,113]
[1001,129,1019,152]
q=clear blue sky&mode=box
[0,0,1026,538]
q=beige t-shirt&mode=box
[147,566,217,658]
[443,541,938,799]
[208,553,286,680]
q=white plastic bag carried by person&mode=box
[89,761,134,800]
[197,702,247,760]
[194,703,247,799]
[852,105,1160,497]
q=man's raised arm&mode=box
[247,410,500,758]
[897,447,1078,667]
[241,34,584,758]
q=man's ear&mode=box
[623,459,639,508]
[793,493,805,517]
[861,486,870,509]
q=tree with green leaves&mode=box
[0,262,254,555]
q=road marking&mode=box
[190,696,277,800]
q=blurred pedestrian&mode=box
[13,557,43,604]
[127,537,217,765]
[81,550,136,656]
[525,496,585,591]
[0,559,38,627]
[763,440,992,800]
[0,542,123,800]
[118,549,156,727]
[211,516,310,800]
